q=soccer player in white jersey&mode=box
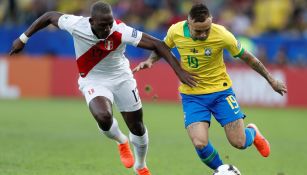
[9,1,196,175]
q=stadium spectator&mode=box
[286,6,307,37]
[2,0,19,25]
[253,0,293,34]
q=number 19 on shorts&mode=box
[226,95,239,109]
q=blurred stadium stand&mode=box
[0,0,306,65]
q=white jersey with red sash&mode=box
[58,14,143,111]
[58,14,142,82]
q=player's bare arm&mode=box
[10,11,63,55]
[136,33,197,87]
[239,50,288,96]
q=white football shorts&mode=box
[79,77,142,112]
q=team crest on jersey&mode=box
[104,40,113,50]
[204,48,212,57]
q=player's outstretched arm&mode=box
[132,51,160,73]
[136,33,197,87]
[239,50,288,96]
[9,11,63,55]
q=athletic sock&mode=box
[243,127,256,148]
[98,117,127,144]
[129,128,149,170]
[195,141,223,170]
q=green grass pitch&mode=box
[0,99,306,175]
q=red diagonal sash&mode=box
[77,31,122,77]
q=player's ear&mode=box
[187,16,190,24]
[89,17,94,25]
[208,16,213,22]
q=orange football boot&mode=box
[247,123,270,157]
[118,141,134,168]
[136,167,151,175]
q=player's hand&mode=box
[9,39,25,56]
[177,69,198,87]
[132,60,153,73]
[269,79,287,96]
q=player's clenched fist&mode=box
[269,78,288,96]
[10,38,25,56]
[176,69,198,88]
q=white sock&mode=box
[98,117,127,144]
[129,128,149,170]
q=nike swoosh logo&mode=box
[234,110,240,114]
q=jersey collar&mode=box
[183,21,191,38]
[183,21,211,41]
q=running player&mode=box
[134,3,287,171]
[9,1,196,175]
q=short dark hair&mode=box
[188,3,210,22]
[90,1,112,17]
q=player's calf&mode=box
[228,137,246,149]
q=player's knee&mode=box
[128,122,145,136]
[192,139,209,149]
[92,110,113,129]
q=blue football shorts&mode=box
[180,88,245,128]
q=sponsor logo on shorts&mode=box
[132,29,137,38]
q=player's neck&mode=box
[91,28,102,39]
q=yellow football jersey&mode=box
[164,21,244,95]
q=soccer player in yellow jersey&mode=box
[133,3,287,171]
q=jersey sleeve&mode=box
[223,27,244,58]
[120,23,143,46]
[163,24,176,48]
[58,14,83,35]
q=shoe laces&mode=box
[256,138,266,150]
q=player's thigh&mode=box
[113,78,144,135]
[187,122,210,149]
[79,82,114,120]
[113,78,142,112]
[79,81,114,106]
[210,88,245,127]
[224,118,246,146]
[181,93,212,128]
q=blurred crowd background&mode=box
[0,0,306,66]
